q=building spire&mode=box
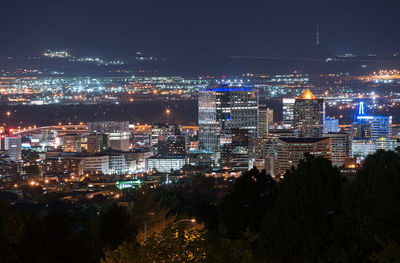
[316,24,320,46]
[298,89,316,99]
[358,101,365,115]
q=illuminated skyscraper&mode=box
[5,135,22,161]
[258,104,273,138]
[198,84,259,151]
[352,101,392,140]
[282,98,295,129]
[293,89,325,138]
[198,90,218,151]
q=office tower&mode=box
[276,137,332,176]
[351,122,369,138]
[323,132,351,167]
[151,123,181,146]
[370,115,392,139]
[219,129,250,172]
[324,117,339,133]
[108,132,130,152]
[282,98,295,129]
[62,134,82,152]
[198,90,219,152]
[258,104,273,138]
[86,134,109,153]
[227,88,259,137]
[87,121,130,152]
[157,135,187,156]
[353,102,392,140]
[198,84,259,151]
[293,89,325,138]
[5,135,22,161]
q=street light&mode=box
[165,108,171,123]
[173,218,196,226]
[6,111,11,127]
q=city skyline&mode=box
[1,2,400,262]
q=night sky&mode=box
[1,0,399,60]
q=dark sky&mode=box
[0,0,399,59]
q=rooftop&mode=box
[297,89,316,99]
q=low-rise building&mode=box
[146,156,186,173]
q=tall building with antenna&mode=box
[316,24,320,46]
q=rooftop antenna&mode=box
[316,24,320,46]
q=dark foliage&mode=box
[2,151,400,262]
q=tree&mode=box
[339,150,400,262]
[125,187,175,243]
[206,225,257,263]
[258,155,345,262]
[102,226,207,263]
[217,168,277,237]
[99,203,137,250]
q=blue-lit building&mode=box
[352,101,392,140]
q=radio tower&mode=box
[316,24,320,46]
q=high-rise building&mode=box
[352,102,392,140]
[87,121,130,152]
[293,89,325,138]
[198,90,218,152]
[151,124,181,146]
[108,132,130,152]
[227,88,258,136]
[276,137,332,176]
[157,135,188,156]
[282,98,295,129]
[323,132,351,167]
[62,134,82,152]
[198,84,259,151]
[370,115,392,139]
[5,135,22,161]
[258,105,273,138]
[219,129,250,172]
[86,134,109,153]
